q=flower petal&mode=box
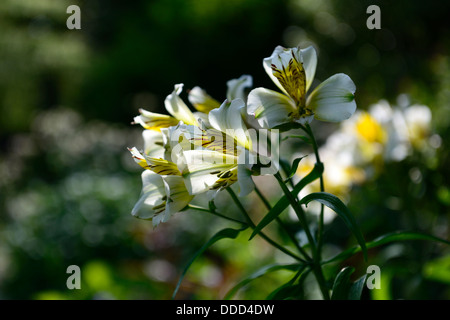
[247,87,297,129]
[131,171,193,226]
[307,73,357,122]
[209,98,252,149]
[128,147,150,169]
[165,84,199,126]
[188,86,221,113]
[190,112,209,130]
[143,130,165,158]
[167,122,237,157]
[178,149,238,195]
[264,46,306,105]
[128,147,180,175]
[263,45,289,95]
[153,175,194,226]
[226,75,253,101]
[133,109,179,131]
[300,46,318,93]
[131,170,166,219]
[237,163,255,197]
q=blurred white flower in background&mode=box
[294,95,439,224]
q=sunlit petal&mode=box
[128,147,150,169]
[165,84,199,126]
[264,46,306,105]
[131,171,193,226]
[300,46,318,93]
[178,149,238,195]
[143,129,165,158]
[226,75,253,101]
[237,163,255,197]
[209,98,252,149]
[153,175,194,226]
[307,73,356,122]
[170,122,238,156]
[193,111,211,128]
[128,147,180,175]
[133,109,179,131]
[131,170,166,219]
[263,45,290,95]
[188,86,221,113]
[247,87,297,129]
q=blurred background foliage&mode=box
[0,0,449,299]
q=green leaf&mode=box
[267,283,302,300]
[284,156,308,183]
[279,158,293,184]
[224,263,302,300]
[323,231,450,265]
[266,266,309,300]
[249,163,323,240]
[348,274,367,300]
[172,226,248,299]
[299,192,368,261]
[281,135,311,144]
[331,267,355,300]
[331,268,367,300]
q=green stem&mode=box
[303,123,326,260]
[279,158,295,189]
[254,186,312,262]
[274,172,330,300]
[226,188,307,263]
[187,204,247,225]
[274,173,316,250]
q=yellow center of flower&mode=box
[355,112,386,144]
[209,168,238,190]
[145,158,181,175]
[190,128,239,156]
[271,51,306,108]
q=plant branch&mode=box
[274,172,330,300]
[226,187,307,264]
[254,185,312,262]
[187,204,247,225]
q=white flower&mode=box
[128,147,181,176]
[168,99,257,197]
[247,45,356,129]
[399,104,432,150]
[142,129,165,158]
[132,170,194,226]
[188,74,253,114]
[164,84,200,126]
[133,84,199,131]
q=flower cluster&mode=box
[128,45,357,226]
[296,96,438,204]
